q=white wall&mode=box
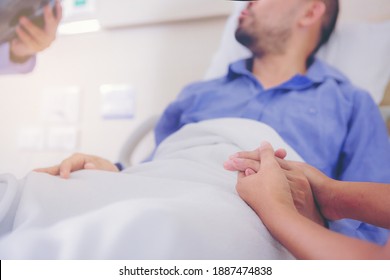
[340,0,390,22]
[0,16,227,178]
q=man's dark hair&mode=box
[316,0,339,51]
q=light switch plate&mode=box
[100,84,135,119]
[47,126,79,151]
[18,127,45,151]
[41,86,81,123]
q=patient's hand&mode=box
[225,147,325,226]
[224,147,287,175]
[34,153,119,179]
[235,142,297,225]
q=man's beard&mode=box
[235,24,292,57]
[235,27,256,51]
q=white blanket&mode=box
[0,118,303,259]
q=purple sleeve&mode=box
[0,43,36,75]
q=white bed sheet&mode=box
[0,118,303,259]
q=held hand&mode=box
[34,153,119,179]
[224,146,287,175]
[10,0,62,62]
[235,142,296,221]
[225,145,325,225]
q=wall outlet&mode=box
[18,127,45,151]
[47,126,79,151]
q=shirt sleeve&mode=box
[0,43,36,75]
[154,84,198,146]
[338,90,390,183]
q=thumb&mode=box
[258,141,278,169]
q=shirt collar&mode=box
[227,58,253,80]
[306,58,349,84]
[227,57,349,90]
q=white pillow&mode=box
[204,2,250,79]
[317,21,390,104]
[205,2,390,104]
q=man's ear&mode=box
[299,1,326,27]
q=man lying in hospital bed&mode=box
[0,0,389,259]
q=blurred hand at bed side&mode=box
[225,144,325,226]
[34,153,119,179]
[10,0,62,63]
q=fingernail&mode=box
[223,160,234,170]
[259,141,270,150]
[60,171,68,179]
[245,168,255,176]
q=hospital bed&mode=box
[0,3,389,260]
[118,3,390,168]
